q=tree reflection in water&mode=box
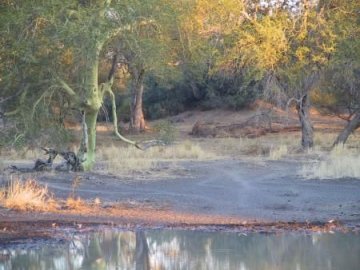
[0,229,359,270]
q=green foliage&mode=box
[315,0,360,116]
[143,76,194,119]
[143,66,258,119]
[0,0,76,147]
[1,0,360,153]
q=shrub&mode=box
[302,145,360,179]
[0,179,57,211]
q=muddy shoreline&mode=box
[0,212,355,245]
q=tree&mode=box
[0,0,76,148]
[211,0,335,149]
[0,0,174,170]
[272,6,335,148]
[318,0,360,146]
[112,2,179,132]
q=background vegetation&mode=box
[0,0,359,169]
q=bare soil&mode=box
[1,158,359,240]
[1,108,360,241]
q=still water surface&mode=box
[0,229,359,270]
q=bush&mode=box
[0,179,57,211]
[142,72,259,119]
[302,145,360,179]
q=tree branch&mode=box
[106,88,141,148]
[56,76,77,97]
[286,97,301,126]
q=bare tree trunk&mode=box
[333,112,360,146]
[130,68,146,132]
[296,94,314,149]
[81,109,99,170]
[135,231,150,270]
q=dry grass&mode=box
[269,144,288,160]
[202,137,268,158]
[203,133,301,158]
[313,132,360,150]
[66,197,87,210]
[0,178,98,213]
[301,145,360,179]
[313,133,337,149]
[2,148,44,160]
[204,131,357,160]
[98,145,155,173]
[97,141,215,174]
[0,178,57,211]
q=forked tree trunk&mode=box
[333,112,360,146]
[77,53,103,170]
[57,2,140,171]
[296,94,314,149]
[130,68,146,132]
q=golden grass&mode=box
[203,133,300,158]
[0,179,57,211]
[66,197,87,210]
[302,145,360,179]
[98,145,155,173]
[313,133,337,149]
[205,131,357,160]
[148,140,215,160]
[0,178,99,213]
[97,141,215,174]
[269,144,288,160]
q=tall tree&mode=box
[319,0,360,146]
[112,1,179,132]
[0,0,175,169]
[211,0,335,149]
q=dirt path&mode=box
[1,157,360,243]
[4,158,358,225]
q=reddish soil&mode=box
[0,207,348,244]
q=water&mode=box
[0,229,359,270]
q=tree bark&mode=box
[81,109,99,170]
[77,52,103,170]
[130,68,146,132]
[296,94,314,149]
[333,112,360,146]
[56,2,141,170]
